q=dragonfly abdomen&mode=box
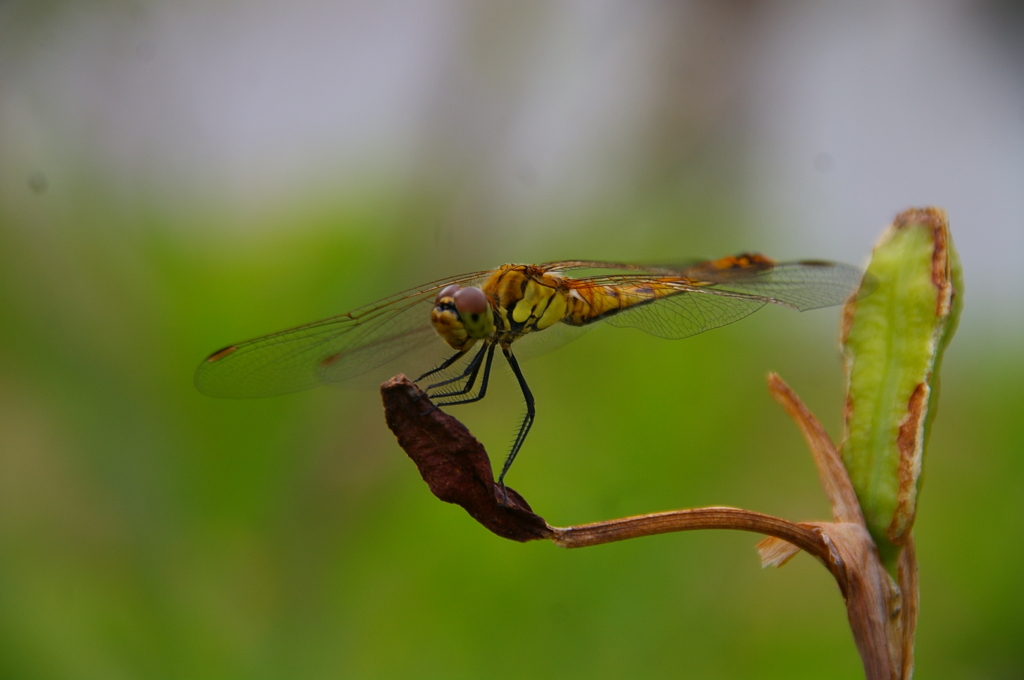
[563,280,685,326]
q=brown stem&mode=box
[767,373,865,526]
[550,507,826,556]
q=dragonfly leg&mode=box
[418,346,486,415]
[415,349,468,383]
[428,343,496,408]
[497,347,535,491]
[423,344,487,394]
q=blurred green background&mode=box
[1,2,1022,679]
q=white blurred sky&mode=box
[1,0,1021,336]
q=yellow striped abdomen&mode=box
[563,280,684,326]
[558,254,776,325]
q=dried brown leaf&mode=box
[380,375,552,542]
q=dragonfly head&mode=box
[431,284,496,350]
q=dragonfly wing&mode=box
[601,289,767,339]
[510,319,594,361]
[195,271,491,397]
[315,314,449,387]
[681,260,865,311]
[541,259,707,276]
[578,260,863,339]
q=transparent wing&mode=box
[538,259,705,276]
[680,260,866,312]
[560,259,863,340]
[600,289,768,339]
[194,270,492,397]
[509,318,594,361]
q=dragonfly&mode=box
[196,254,863,487]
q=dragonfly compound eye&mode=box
[453,287,494,340]
[453,287,487,315]
[436,284,461,304]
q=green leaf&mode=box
[840,208,963,568]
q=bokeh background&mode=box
[2,1,1022,678]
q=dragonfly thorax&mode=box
[431,284,496,351]
[483,264,569,341]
